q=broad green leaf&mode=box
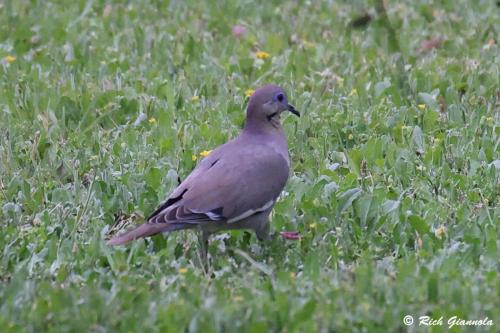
[374,80,391,98]
[418,92,439,111]
[412,125,425,152]
[382,200,400,214]
[347,148,362,177]
[337,188,362,216]
[354,194,374,227]
[408,215,430,234]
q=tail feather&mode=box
[107,223,180,246]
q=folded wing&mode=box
[149,142,290,225]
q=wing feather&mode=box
[147,140,289,226]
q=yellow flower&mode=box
[199,150,212,157]
[245,89,255,98]
[349,88,358,96]
[233,296,244,302]
[191,95,200,102]
[89,155,98,160]
[309,222,317,229]
[4,55,16,63]
[192,155,197,161]
[417,104,426,110]
[348,134,354,140]
[178,267,188,274]
[435,226,446,238]
[255,51,270,59]
[148,117,156,124]
[485,117,493,125]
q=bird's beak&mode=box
[287,104,300,117]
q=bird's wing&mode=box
[147,141,290,225]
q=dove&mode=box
[107,84,300,258]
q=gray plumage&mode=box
[107,84,299,246]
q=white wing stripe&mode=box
[227,200,274,224]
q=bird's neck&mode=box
[242,120,287,146]
[244,116,283,134]
[241,121,289,165]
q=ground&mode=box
[0,0,499,332]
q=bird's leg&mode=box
[197,230,211,273]
[255,221,271,242]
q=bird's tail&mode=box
[106,222,184,246]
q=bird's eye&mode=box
[276,93,284,102]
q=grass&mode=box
[0,0,499,332]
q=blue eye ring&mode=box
[276,93,285,102]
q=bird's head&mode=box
[246,85,300,130]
